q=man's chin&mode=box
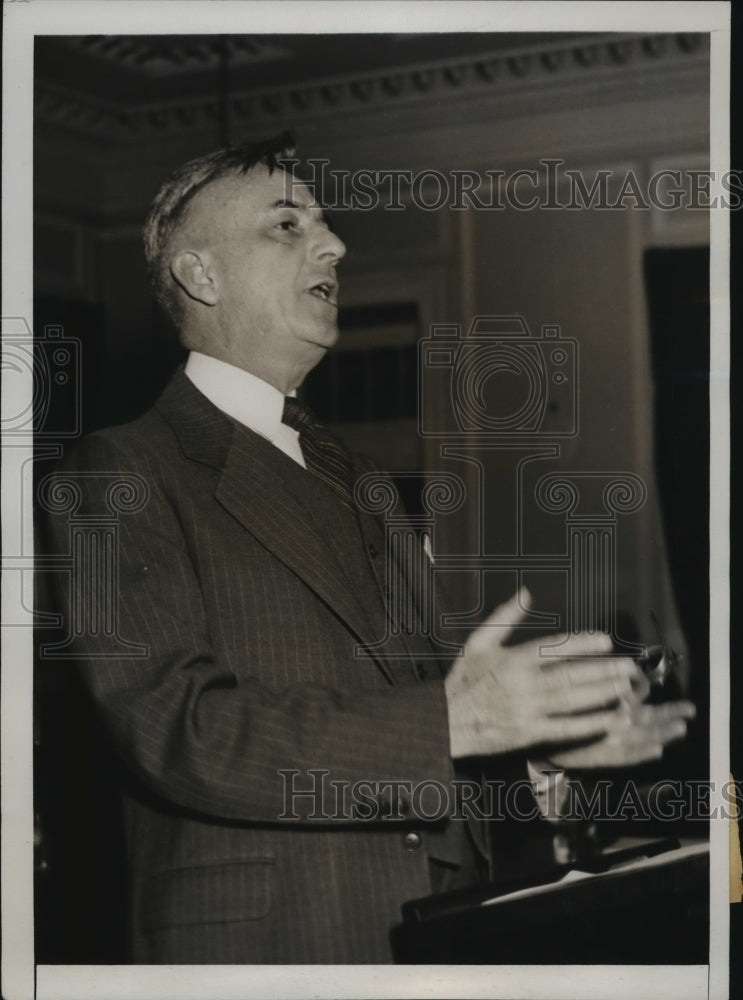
[305,324,340,351]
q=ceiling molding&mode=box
[59,35,291,77]
[35,32,709,145]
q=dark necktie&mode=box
[282,397,356,512]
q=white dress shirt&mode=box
[184,351,306,468]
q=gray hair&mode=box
[143,130,296,325]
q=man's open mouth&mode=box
[308,281,338,306]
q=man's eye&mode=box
[278,219,298,232]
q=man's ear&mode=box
[170,250,219,306]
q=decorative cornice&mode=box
[35,33,709,144]
[60,34,289,76]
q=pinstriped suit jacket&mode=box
[48,369,482,963]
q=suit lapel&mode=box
[217,425,386,646]
[156,371,396,678]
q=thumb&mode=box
[469,587,532,653]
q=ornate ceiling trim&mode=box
[60,35,290,76]
[35,33,708,144]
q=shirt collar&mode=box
[184,351,288,444]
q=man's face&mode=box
[184,164,346,388]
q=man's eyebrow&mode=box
[270,198,331,227]
[271,198,303,211]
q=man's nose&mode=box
[313,225,346,264]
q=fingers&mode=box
[468,587,532,654]
[630,700,696,725]
[539,656,643,714]
[541,699,695,747]
[581,717,688,767]
[546,673,636,714]
[649,718,689,744]
[542,656,641,692]
[611,700,695,748]
[550,699,697,768]
[531,631,614,659]
[541,710,617,743]
[605,741,665,765]
[558,739,665,768]
[611,715,687,744]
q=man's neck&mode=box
[181,321,327,396]
[180,342,320,396]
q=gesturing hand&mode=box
[445,588,652,761]
[543,700,695,769]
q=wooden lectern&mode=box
[392,838,709,964]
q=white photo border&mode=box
[2,3,731,999]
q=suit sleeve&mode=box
[44,432,455,824]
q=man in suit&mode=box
[47,133,695,963]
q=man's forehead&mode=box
[209,165,318,213]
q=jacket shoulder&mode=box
[60,406,176,474]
